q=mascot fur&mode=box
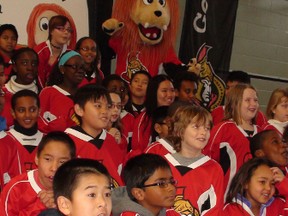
[102,0,200,82]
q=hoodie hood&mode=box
[112,186,167,216]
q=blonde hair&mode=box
[168,105,212,152]
[266,88,288,119]
[224,83,258,125]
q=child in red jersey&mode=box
[40,158,112,216]
[4,90,44,172]
[0,131,76,216]
[34,15,73,89]
[211,71,267,127]
[164,105,224,216]
[65,84,124,187]
[262,87,288,136]
[132,75,175,152]
[0,24,18,81]
[38,50,84,133]
[145,106,176,157]
[113,153,180,216]
[124,70,151,117]
[204,83,262,199]
[224,157,287,216]
[2,47,40,128]
[75,37,104,87]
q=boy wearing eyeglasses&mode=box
[112,153,180,216]
[65,84,124,188]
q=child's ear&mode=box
[131,188,145,201]
[10,109,16,119]
[255,149,265,157]
[34,154,39,166]
[154,123,162,134]
[57,196,72,215]
[74,104,83,117]
[59,66,65,75]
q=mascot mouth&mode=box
[138,24,162,41]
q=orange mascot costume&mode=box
[102,0,182,82]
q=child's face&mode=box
[154,117,170,139]
[61,173,112,216]
[109,93,121,123]
[140,168,176,214]
[51,22,72,45]
[35,141,72,190]
[61,55,85,86]
[181,121,211,157]
[12,96,39,129]
[130,74,149,98]
[14,51,38,85]
[157,80,175,107]
[259,131,288,167]
[78,38,97,65]
[0,29,17,54]
[244,165,275,207]
[272,96,288,122]
[240,88,259,122]
[76,97,111,137]
[106,80,127,103]
[177,80,196,104]
[225,81,239,96]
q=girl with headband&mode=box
[38,51,85,133]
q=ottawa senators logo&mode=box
[195,43,225,111]
[121,51,148,83]
[174,187,200,216]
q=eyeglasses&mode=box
[111,104,122,110]
[55,26,73,33]
[64,64,85,70]
[140,179,177,189]
[80,47,97,52]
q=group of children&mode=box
[0,15,288,216]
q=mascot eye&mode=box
[159,0,166,6]
[143,0,153,5]
[39,17,49,31]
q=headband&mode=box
[58,51,81,67]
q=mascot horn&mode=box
[102,0,184,82]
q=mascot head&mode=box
[130,0,171,45]
[112,0,179,48]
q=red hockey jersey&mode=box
[0,170,47,216]
[6,128,43,171]
[223,196,286,216]
[38,85,77,133]
[203,121,261,199]
[65,126,124,187]
[164,154,224,216]
[145,138,176,156]
[0,131,23,190]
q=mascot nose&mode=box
[154,10,162,17]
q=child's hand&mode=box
[109,127,121,144]
[38,190,56,208]
[270,167,285,183]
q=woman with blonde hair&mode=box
[204,83,261,200]
[262,87,288,136]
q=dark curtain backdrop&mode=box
[179,0,239,110]
[179,0,239,72]
[87,0,114,77]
